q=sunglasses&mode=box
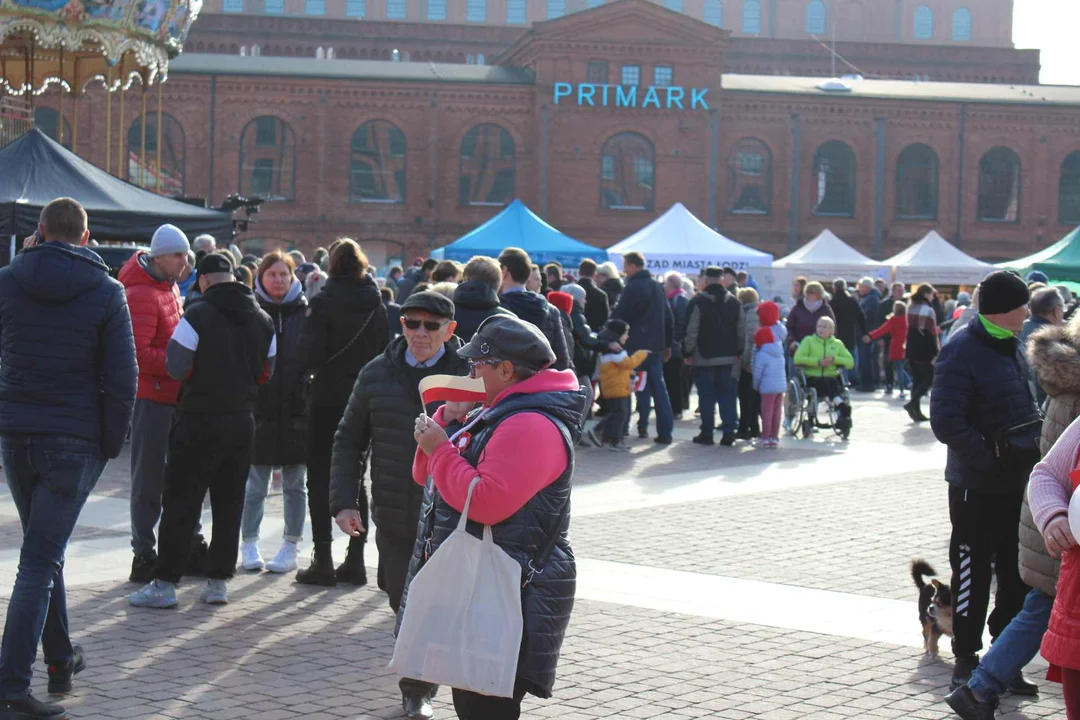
[403,318,447,332]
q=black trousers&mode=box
[737,371,761,436]
[663,357,691,415]
[909,362,934,407]
[377,530,415,614]
[948,484,1030,657]
[307,403,369,546]
[452,678,528,720]
[155,411,255,584]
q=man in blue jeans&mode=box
[610,251,674,444]
[0,198,138,719]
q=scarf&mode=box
[804,298,823,313]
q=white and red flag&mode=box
[418,374,487,406]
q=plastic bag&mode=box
[389,477,524,698]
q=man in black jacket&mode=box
[0,199,137,719]
[330,291,469,720]
[577,258,610,332]
[497,247,572,371]
[931,271,1041,691]
[830,279,866,386]
[453,255,515,342]
[130,253,276,610]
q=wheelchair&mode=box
[784,368,852,440]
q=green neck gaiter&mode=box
[979,314,1015,340]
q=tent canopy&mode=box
[0,129,233,246]
[432,199,605,266]
[998,226,1080,283]
[773,230,888,280]
[885,231,992,286]
[606,202,772,274]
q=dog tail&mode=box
[911,559,937,589]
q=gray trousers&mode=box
[130,398,202,556]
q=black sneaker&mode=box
[637,428,649,439]
[691,433,714,446]
[719,434,736,447]
[1009,672,1039,696]
[0,693,65,718]
[653,436,672,445]
[944,686,998,720]
[129,553,156,584]
[47,646,85,695]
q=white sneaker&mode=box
[200,579,228,605]
[264,541,299,574]
[240,541,265,571]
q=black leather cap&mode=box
[458,315,555,371]
[400,290,455,320]
[197,252,234,276]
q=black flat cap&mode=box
[400,290,455,320]
[459,315,555,371]
[197,252,234,276]
[704,266,723,279]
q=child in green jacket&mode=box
[794,316,854,433]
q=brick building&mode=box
[25,0,1080,271]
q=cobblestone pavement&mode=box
[0,391,1066,719]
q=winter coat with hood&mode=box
[119,251,183,405]
[794,334,854,378]
[684,283,743,364]
[0,242,138,459]
[611,269,673,355]
[453,280,515,343]
[498,289,573,371]
[785,299,836,349]
[299,273,389,408]
[252,276,309,467]
[869,313,908,362]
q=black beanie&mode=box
[978,271,1030,315]
[604,318,629,337]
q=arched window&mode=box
[806,0,825,34]
[914,5,933,39]
[952,7,972,41]
[704,0,722,26]
[127,113,186,194]
[350,120,406,203]
[727,138,771,215]
[895,144,938,220]
[600,132,654,211]
[742,0,761,33]
[977,147,1021,222]
[1059,152,1080,225]
[459,124,515,207]
[238,116,296,200]
[33,107,71,148]
[811,141,856,217]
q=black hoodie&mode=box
[453,280,515,342]
[498,289,573,371]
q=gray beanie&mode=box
[563,283,587,306]
[150,224,191,258]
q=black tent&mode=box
[0,129,232,247]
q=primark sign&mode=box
[553,83,710,110]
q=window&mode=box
[1059,152,1080,225]
[895,144,939,220]
[427,0,445,20]
[223,0,242,12]
[459,124,515,206]
[264,0,284,13]
[727,138,771,215]
[239,116,296,200]
[704,0,722,26]
[127,114,186,194]
[653,65,673,87]
[32,108,71,148]
[601,133,654,211]
[587,60,609,84]
[586,0,604,6]
[506,0,526,23]
[952,7,972,41]
[977,147,1021,222]
[386,0,406,19]
[742,0,761,33]
[812,141,856,217]
[305,0,325,15]
[345,0,365,16]
[914,5,933,39]
[546,0,565,19]
[621,64,640,86]
[350,120,407,204]
[806,0,825,34]
[466,0,485,22]
[664,0,683,11]
[477,53,485,64]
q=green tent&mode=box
[998,226,1080,282]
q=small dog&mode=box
[912,559,954,658]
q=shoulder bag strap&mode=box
[312,307,376,375]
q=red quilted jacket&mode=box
[118,252,182,405]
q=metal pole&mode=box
[788,114,802,253]
[117,81,125,179]
[873,117,886,257]
[72,88,78,153]
[140,83,147,188]
[708,108,719,228]
[57,47,64,145]
[156,80,163,194]
[540,104,549,218]
[105,72,112,174]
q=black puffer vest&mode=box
[396,385,585,699]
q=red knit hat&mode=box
[756,300,780,327]
[547,291,574,315]
[754,326,775,349]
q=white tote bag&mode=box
[389,476,524,698]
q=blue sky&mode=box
[1013,0,1075,85]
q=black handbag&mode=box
[992,415,1043,458]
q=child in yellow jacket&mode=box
[587,319,649,451]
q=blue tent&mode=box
[432,200,605,265]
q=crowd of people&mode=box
[3,196,1080,720]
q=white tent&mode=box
[606,202,772,274]
[885,230,992,286]
[773,229,889,281]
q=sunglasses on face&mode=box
[403,319,447,332]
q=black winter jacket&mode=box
[600,277,623,308]
[577,277,610,333]
[830,290,867,352]
[612,270,673,354]
[569,304,605,377]
[0,242,137,459]
[453,280,515,342]
[329,336,470,539]
[299,274,389,408]
[253,278,309,466]
[499,289,573,371]
[930,316,1041,493]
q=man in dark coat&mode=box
[577,258,610,332]
[830,279,867,386]
[0,199,137,719]
[930,271,1041,691]
[453,255,515,342]
[855,277,882,391]
[684,267,744,446]
[497,247,573,371]
[330,291,469,720]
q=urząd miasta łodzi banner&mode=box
[553,83,710,110]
